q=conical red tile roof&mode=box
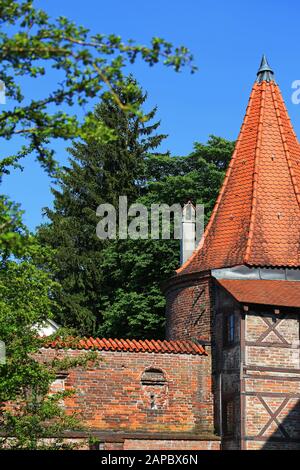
[178,64,300,275]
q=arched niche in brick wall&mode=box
[140,368,168,411]
[141,368,166,385]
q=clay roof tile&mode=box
[44,337,207,355]
[217,279,300,308]
[177,59,300,276]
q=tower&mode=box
[165,56,300,449]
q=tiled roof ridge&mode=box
[177,82,257,275]
[270,82,300,210]
[244,81,266,263]
[43,336,207,356]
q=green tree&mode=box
[0,0,196,176]
[98,136,235,338]
[38,79,167,335]
[0,195,29,257]
[39,122,234,338]
[0,234,98,449]
[144,135,234,224]
[0,0,198,447]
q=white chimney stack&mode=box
[180,201,196,265]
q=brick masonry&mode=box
[165,273,213,342]
[214,281,300,450]
[39,347,219,450]
[37,271,300,451]
[242,310,300,450]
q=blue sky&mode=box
[2,0,300,230]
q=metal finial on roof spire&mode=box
[256,55,275,83]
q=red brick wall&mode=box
[165,273,300,450]
[164,273,217,448]
[165,274,213,341]
[39,347,218,449]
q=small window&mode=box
[224,313,235,346]
[223,398,235,436]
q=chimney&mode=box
[180,201,196,265]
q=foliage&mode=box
[0,227,98,449]
[144,135,234,223]
[98,136,234,338]
[38,80,234,339]
[37,78,167,336]
[0,0,201,448]
[0,0,196,176]
[0,195,30,257]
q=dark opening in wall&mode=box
[223,397,235,436]
[141,368,168,411]
[223,313,235,347]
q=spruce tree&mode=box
[38,79,167,336]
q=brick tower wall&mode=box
[165,273,213,342]
[164,272,218,444]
